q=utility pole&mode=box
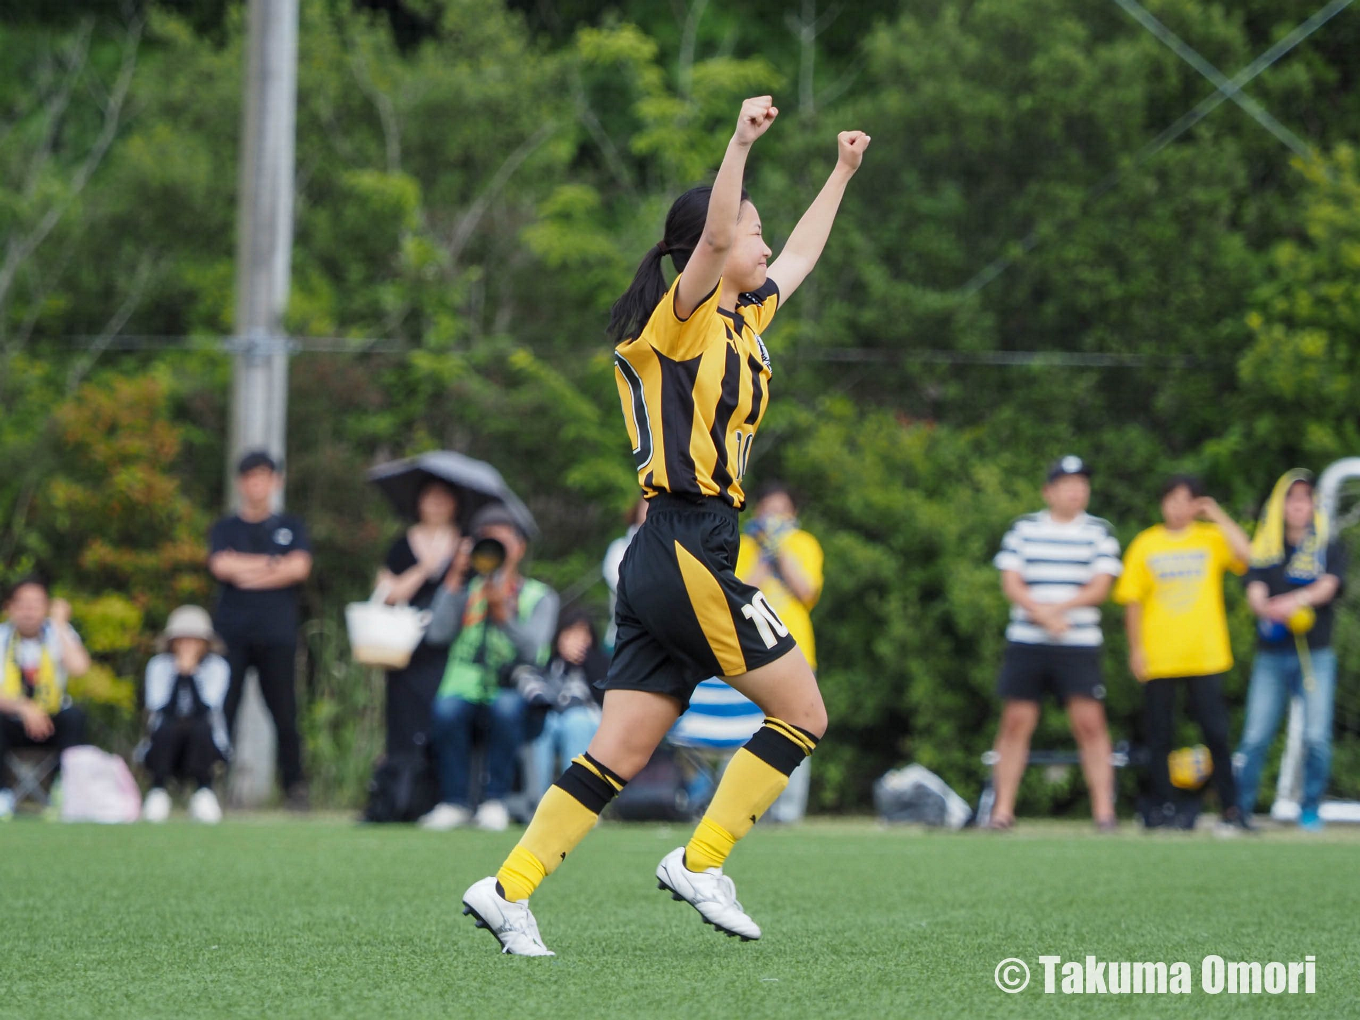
[226,0,299,809]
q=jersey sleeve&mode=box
[1112,535,1149,605]
[1210,525,1247,576]
[993,523,1023,573]
[736,279,780,335]
[286,516,312,554]
[1094,525,1123,576]
[642,273,723,360]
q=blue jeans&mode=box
[527,706,600,803]
[429,690,525,808]
[1236,647,1337,816]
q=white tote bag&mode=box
[59,745,142,824]
[345,586,431,669]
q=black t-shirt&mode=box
[383,535,451,612]
[1246,539,1347,650]
[210,513,311,642]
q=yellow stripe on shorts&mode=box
[674,540,747,676]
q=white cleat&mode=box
[461,876,555,956]
[188,787,223,824]
[473,799,510,831]
[656,846,761,941]
[142,788,172,823]
[418,803,472,831]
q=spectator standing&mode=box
[736,481,824,821]
[602,498,648,653]
[0,576,90,818]
[420,504,559,831]
[141,606,231,824]
[374,479,460,756]
[1236,470,1346,831]
[523,608,607,804]
[207,451,312,810]
[1113,475,1252,831]
[989,456,1122,830]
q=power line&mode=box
[28,333,1234,370]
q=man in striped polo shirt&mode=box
[988,456,1122,830]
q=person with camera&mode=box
[419,504,559,831]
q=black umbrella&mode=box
[366,451,538,538]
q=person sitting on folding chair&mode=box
[140,606,232,824]
[0,575,91,819]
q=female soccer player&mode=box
[462,95,870,956]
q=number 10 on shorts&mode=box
[742,592,789,649]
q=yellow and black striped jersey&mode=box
[614,274,779,510]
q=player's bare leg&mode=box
[989,699,1040,828]
[1067,695,1116,827]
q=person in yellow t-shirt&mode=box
[1113,475,1252,830]
[733,482,823,823]
[737,482,824,671]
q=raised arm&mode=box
[675,96,779,320]
[766,130,871,302]
[1196,497,1252,565]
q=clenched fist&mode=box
[734,96,778,147]
[836,130,871,172]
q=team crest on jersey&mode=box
[754,333,772,373]
[274,527,293,546]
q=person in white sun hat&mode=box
[140,606,231,824]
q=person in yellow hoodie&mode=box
[1235,470,1345,832]
[1114,475,1252,831]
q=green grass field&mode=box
[2,815,1358,1019]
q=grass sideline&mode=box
[1,815,1358,1019]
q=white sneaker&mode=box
[142,788,172,823]
[418,803,472,831]
[188,788,222,825]
[656,846,761,941]
[461,876,554,956]
[473,799,510,831]
[0,789,14,821]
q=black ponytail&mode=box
[605,184,750,344]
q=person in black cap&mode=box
[207,451,312,809]
[988,455,1122,830]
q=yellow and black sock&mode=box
[685,717,819,872]
[495,752,625,903]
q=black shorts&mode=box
[997,642,1106,704]
[602,493,799,710]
